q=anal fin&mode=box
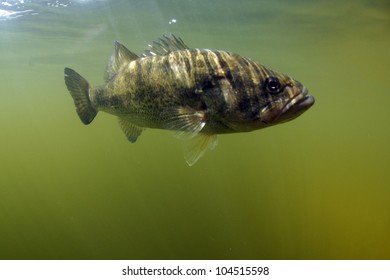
[118,117,144,143]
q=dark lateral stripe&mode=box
[135,59,143,86]
[200,50,215,78]
[189,50,198,72]
[160,55,171,72]
[215,51,246,91]
[242,57,261,85]
[213,51,234,87]
[182,52,192,76]
[246,58,261,78]
[251,61,269,83]
[235,55,256,89]
[167,51,194,87]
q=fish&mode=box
[64,34,314,166]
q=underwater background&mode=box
[0,0,389,259]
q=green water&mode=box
[0,0,389,259]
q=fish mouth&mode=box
[280,87,315,117]
[259,86,315,125]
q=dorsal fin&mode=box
[105,41,139,81]
[143,34,190,56]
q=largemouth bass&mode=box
[64,34,314,165]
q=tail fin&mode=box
[64,67,97,124]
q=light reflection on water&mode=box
[0,0,67,20]
[0,0,107,21]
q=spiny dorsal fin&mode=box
[105,41,139,81]
[143,34,189,56]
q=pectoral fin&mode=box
[183,133,218,166]
[162,106,206,139]
[161,106,215,165]
[118,118,144,143]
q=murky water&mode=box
[0,0,389,259]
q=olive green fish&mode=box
[64,34,314,165]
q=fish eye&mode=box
[264,77,282,94]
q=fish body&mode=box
[64,35,314,165]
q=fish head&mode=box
[257,74,315,126]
